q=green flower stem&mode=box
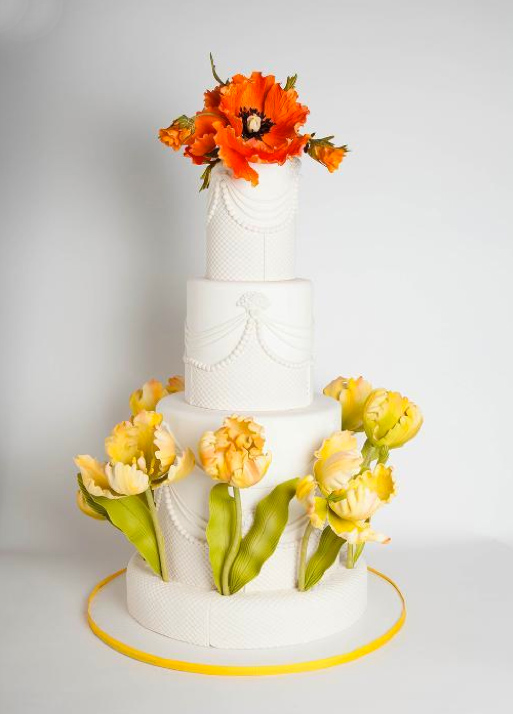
[360,439,377,471]
[145,488,169,582]
[377,446,390,465]
[354,542,365,565]
[221,486,242,596]
[346,544,355,569]
[298,521,313,591]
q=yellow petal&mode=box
[359,463,396,503]
[310,497,328,529]
[129,378,166,415]
[165,375,185,394]
[327,509,356,539]
[327,510,390,544]
[199,430,226,480]
[232,451,271,488]
[132,410,163,469]
[105,462,149,496]
[105,421,140,465]
[313,432,363,495]
[323,376,373,432]
[314,430,358,461]
[164,448,195,485]
[76,490,106,520]
[296,474,316,505]
[323,376,346,400]
[329,483,381,521]
[361,527,390,544]
[224,415,266,452]
[315,450,363,493]
[154,423,176,471]
[75,455,117,498]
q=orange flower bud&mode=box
[159,116,195,150]
[308,140,347,173]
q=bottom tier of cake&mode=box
[126,553,368,649]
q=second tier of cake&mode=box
[184,278,314,411]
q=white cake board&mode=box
[88,566,405,674]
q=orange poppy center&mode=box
[239,107,274,141]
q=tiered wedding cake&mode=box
[125,160,368,648]
[76,62,423,656]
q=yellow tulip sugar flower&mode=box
[295,431,363,588]
[198,415,272,489]
[313,431,363,494]
[363,388,423,449]
[323,376,373,432]
[76,410,195,582]
[199,415,272,595]
[296,461,395,585]
[329,463,396,520]
[327,463,395,567]
[129,375,185,415]
[105,410,194,488]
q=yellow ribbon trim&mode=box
[87,566,405,676]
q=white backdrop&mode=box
[1,0,512,563]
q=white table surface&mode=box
[1,541,511,714]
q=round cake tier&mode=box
[206,160,300,281]
[126,553,367,649]
[184,278,313,411]
[156,392,340,591]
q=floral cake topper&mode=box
[159,54,348,189]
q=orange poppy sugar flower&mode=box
[214,72,309,185]
[159,56,349,189]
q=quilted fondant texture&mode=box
[126,553,368,649]
[206,159,299,281]
[206,209,296,281]
[185,330,312,411]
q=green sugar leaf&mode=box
[304,526,345,590]
[229,478,299,595]
[206,484,236,594]
[91,492,161,577]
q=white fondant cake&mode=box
[125,160,368,649]
[184,279,313,410]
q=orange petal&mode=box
[204,86,223,111]
[220,72,276,120]
[184,145,209,165]
[189,132,216,157]
[263,83,309,141]
[215,125,259,185]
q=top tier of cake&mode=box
[206,159,300,282]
